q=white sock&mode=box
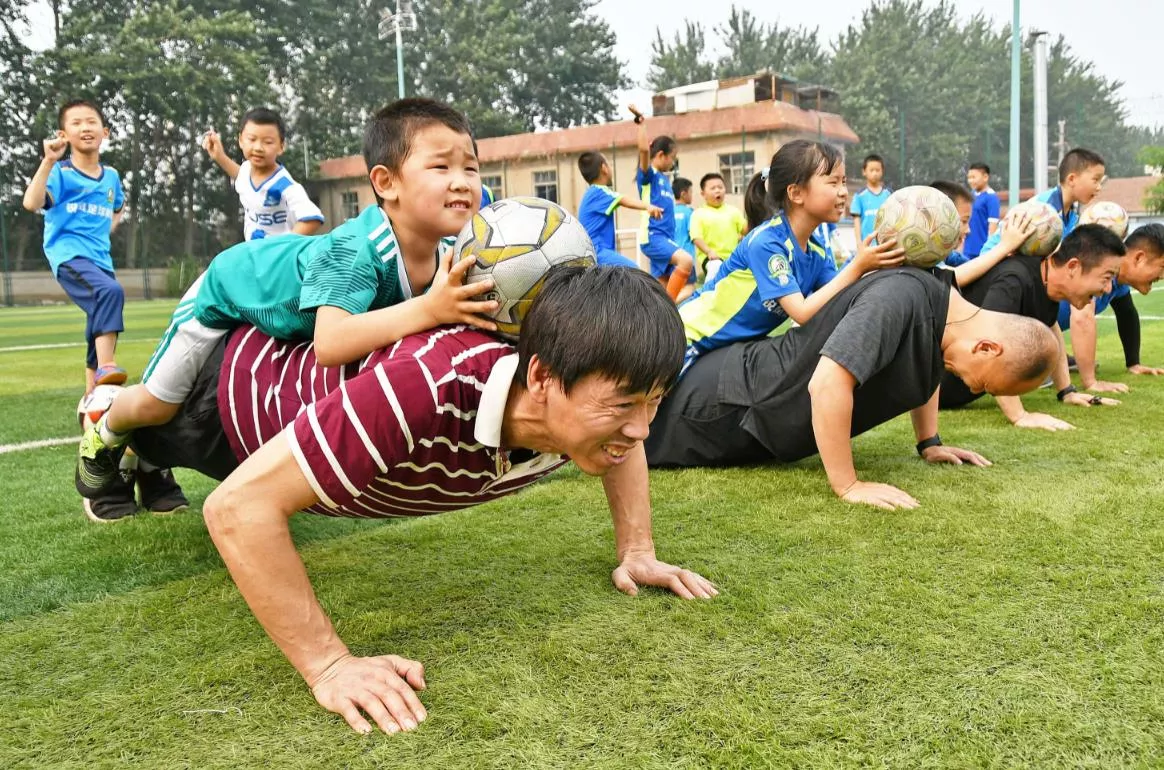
[97,414,129,447]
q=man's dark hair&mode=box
[577,151,606,184]
[1051,222,1127,270]
[1126,223,1164,256]
[862,153,884,170]
[58,99,106,129]
[241,107,286,142]
[649,135,677,158]
[929,180,974,206]
[699,172,724,190]
[969,162,990,175]
[517,265,684,396]
[1059,148,1105,182]
[672,177,692,198]
[363,98,473,202]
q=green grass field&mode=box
[2,298,1164,768]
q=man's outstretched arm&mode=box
[808,356,919,510]
[602,443,718,600]
[203,432,428,736]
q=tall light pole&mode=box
[1008,0,1021,205]
[380,0,418,100]
[1031,30,1050,194]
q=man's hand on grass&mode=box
[1014,411,1075,431]
[612,551,718,600]
[310,653,428,735]
[840,481,919,511]
[920,445,992,467]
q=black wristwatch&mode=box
[1056,384,1078,401]
[916,435,942,455]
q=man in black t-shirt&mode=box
[645,267,1059,510]
[939,224,1126,430]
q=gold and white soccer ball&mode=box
[1079,201,1129,239]
[76,384,124,430]
[457,197,597,341]
[873,185,963,268]
[1003,200,1064,257]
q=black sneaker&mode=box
[81,468,139,523]
[76,423,127,498]
[137,467,189,514]
[1067,354,1078,373]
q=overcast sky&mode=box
[595,0,1164,126]
[19,0,1164,126]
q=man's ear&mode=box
[971,338,1003,357]
[524,354,552,404]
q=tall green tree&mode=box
[715,7,828,83]
[645,21,714,92]
[1138,147,1164,214]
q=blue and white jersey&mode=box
[42,160,124,275]
[235,161,324,241]
[636,166,675,244]
[979,185,1082,257]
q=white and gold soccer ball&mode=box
[1003,200,1064,257]
[873,185,963,268]
[456,197,597,341]
[1079,201,1129,239]
[76,384,123,430]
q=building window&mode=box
[718,151,756,195]
[341,190,360,220]
[481,174,503,200]
[533,170,558,203]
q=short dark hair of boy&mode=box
[862,154,884,170]
[929,180,974,206]
[58,99,106,129]
[699,172,724,190]
[649,136,677,158]
[1051,223,1126,271]
[1125,223,1164,256]
[363,98,473,202]
[1059,148,1105,182]
[577,151,606,184]
[969,162,990,175]
[673,177,693,198]
[241,107,286,142]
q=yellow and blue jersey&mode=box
[636,166,675,244]
[680,213,837,358]
[481,184,495,207]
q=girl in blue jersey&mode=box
[679,140,905,368]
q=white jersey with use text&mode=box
[234,161,324,240]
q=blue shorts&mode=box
[56,257,125,369]
[596,248,639,269]
[640,236,683,278]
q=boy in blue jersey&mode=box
[1058,223,1164,393]
[78,99,501,509]
[24,98,187,521]
[672,178,697,274]
[850,154,891,243]
[978,148,1106,257]
[576,150,661,269]
[631,105,694,301]
[23,99,128,392]
[203,108,324,240]
[964,163,999,257]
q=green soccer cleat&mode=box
[76,424,127,498]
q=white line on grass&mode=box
[0,338,157,353]
[0,437,75,455]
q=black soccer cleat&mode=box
[81,468,139,523]
[137,467,189,514]
[76,424,127,498]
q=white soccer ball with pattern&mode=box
[1079,201,1129,239]
[456,197,597,341]
[77,384,123,430]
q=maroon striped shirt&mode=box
[217,325,568,518]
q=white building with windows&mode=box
[310,73,859,259]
